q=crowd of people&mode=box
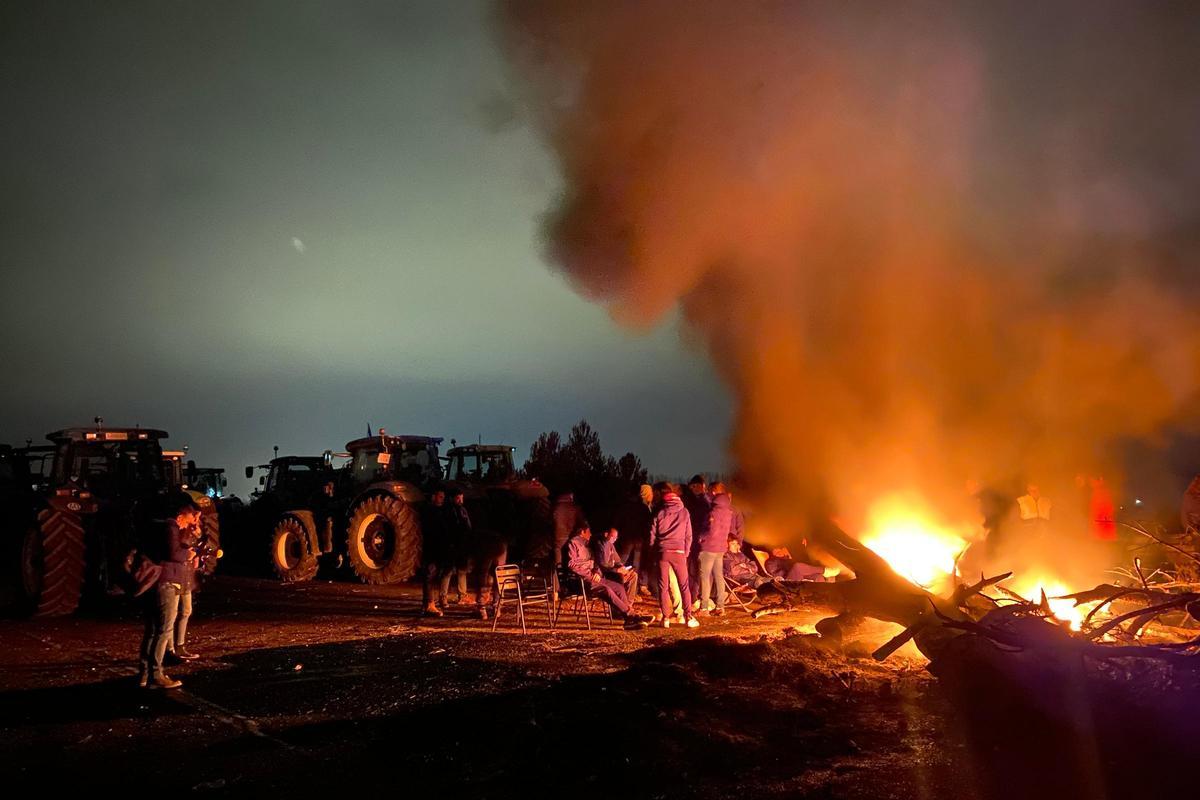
[131,474,831,689]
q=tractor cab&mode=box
[47,427,169,501]
[345,433,443,493]
[443,444,517,485]
[247,455,342,508]
[186,465,228,499]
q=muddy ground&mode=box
[0,577,1000,797]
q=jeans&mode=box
[590,576,633,617]
[698,551,726,610]
[169,589,193,652]
[140,583,181,677]
[657,550,693,619]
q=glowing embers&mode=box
[858,495,970,591]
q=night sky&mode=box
[0,1,730,494]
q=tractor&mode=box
[342,432,443,584]
[19,425,181,616]
[441,443,551,564]
[248,453,349,582]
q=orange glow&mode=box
[1006,577,1086,630]
[859,495,970,591]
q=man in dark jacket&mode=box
[138,494,200,689]
[650,482,699,628]
[552,492,585,566]
[444,490,472,604]
[612,484,653,596]
[683,475,713,609]
[421,488,453,616]
[566,524,647,630]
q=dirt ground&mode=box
[0,576,980,797]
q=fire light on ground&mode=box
[858,495,970,591]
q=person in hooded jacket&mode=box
[699,483,740,614]
[650,482,699,628]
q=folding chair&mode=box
[554,569,613,630]
[491,563,553,634]
[724,574,760,612]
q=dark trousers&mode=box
[140,583,182,677]
[474,544,508,609]
[591,576,633,617]
[657,550,693,619]
[422,562,449,606]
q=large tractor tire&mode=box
[198,507,222,576]
[269,516,319,583]
[26,508,86,617]
[346,495,420,584]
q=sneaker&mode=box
[695,609,710,617]
[174,649,200,661]
[623,618,648,630]
[712,608,724,617]
[675,615,687,625]
[703,602,716,612]
[149,673,182,690]
[137,671,149,688]
[423,603,444,617]
[477,607,489,621]
[659,618,671,628]
[690,600,701,612]
[686,617,701,629]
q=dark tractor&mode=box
[442,443,551,564]
[2,445,40,610]
[247,454,347,583]
[21,426,175,616]
[343,432,443,584]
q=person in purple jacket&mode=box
[650,482,700,628]
[138,494,200,690]
[699,483,738,614]
[566,524,649,630]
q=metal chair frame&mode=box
[491,563,553,634]
[555,570,613,630]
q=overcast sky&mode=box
[0,1,731,494]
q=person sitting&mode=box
[723,538,770,589]
[594,526,638,598]
[566,523,649,630]
[764,546,827,582]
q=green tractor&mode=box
[244,453,348,582]
[20,425,178,616]
[342,432,443,584]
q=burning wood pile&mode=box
[763,512,1200,794]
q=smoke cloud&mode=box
[498,1,1200,549]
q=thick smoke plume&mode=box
[499,1,1200,554]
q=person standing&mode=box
[699,483,736,615]
[683,475,713,610]
[552,491,585,566]
[650,482,699,629]
[421,488,453,616]
[445,489,473,604]
[165,516,205,664]
[613,483,653,597]
[138,495,200,689]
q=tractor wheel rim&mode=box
[357,514,395,570]
[276,530,301,571]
